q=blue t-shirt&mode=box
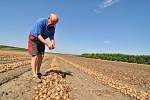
[30,18,55,40]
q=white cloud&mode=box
[94,0,120,13]
[104,40,112,44]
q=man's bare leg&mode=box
[36,54,44,74]
[31,55,37,76]
[31,55,42,83]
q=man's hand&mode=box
[48,40,55,50]
[38,35,55,50]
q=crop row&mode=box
[58,56,150,100]
[0,60,31,73]
[0,57,30,61]
[0,56,50,73]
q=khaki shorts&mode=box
[28,34,45,55]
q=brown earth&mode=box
[0,51,150,100]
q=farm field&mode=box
[1,0,150,100]
[0,50,150,100]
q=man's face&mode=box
[48,17,58,27]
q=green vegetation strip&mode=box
[0,45,27,51]
[80,53,150,65]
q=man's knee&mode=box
[32,55,37,60]
[37,54,44,60]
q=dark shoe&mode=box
[37,73,42,79]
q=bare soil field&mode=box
[0,50,149,100]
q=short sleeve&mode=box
[30,19,43,37]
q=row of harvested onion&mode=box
[0,60,31,73]
[0,57,30,61]
[0,56,49,73]
[58,56,150,100]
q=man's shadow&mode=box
[43,69,73,78]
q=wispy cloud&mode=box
[94,0,120,13]
[104,40,112,44]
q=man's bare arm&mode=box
[37,35,48,46]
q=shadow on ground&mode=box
[43,69,73,78]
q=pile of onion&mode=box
[33,72,72,100]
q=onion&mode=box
[47,91,51,96]
[43,89,48,94]
[37,84,42,88]
[34,86,38,90]
[38,92,43,97]
[56,87,61,92]
[34,96,39,100]
[55,95,60,100]
[35,90,39,94]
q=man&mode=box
[28,13,59,83]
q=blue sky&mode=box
[0,0,150,55]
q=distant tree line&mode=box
[0,45,27,51]
[80,53,150,65]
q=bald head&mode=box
[50,13,59,22]
[48,13,59,27]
